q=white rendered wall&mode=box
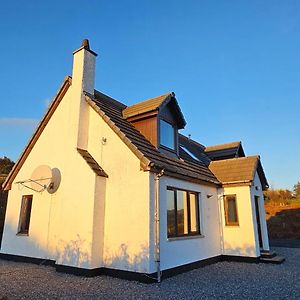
[1,87,102,269]
[87,106,152,273]
[220,184,259,257]
[250,172,270,252]
[157,176,221,272]
[1,87,152,273]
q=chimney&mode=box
[72,39,98,149]
[72,39,97,95]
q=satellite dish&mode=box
[30,165,52,192]
[47,168,61,194]
[28,165,61,193]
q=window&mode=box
[167,188,200,238]
[224,195,239,226]
[18,195,33,234]
[180,145,200,161]
[160,119,175,150]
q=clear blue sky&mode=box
[0,1,299,190]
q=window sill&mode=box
[16,233,29,236]
[167,234,205,242]
[159,144,176,153]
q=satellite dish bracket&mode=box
[15,165,61,194]
[15,178,52,193]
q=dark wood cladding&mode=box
[131,116,158,147]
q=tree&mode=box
[264,188,292,203]
[293,181,300,198]
[0,156,14,190]
[0,156,14,175]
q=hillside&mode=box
[265,203,300,240]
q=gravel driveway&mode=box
[0,247,299,300]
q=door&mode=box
[254,196,263,249]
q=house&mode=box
[0,40,281,283]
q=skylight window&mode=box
[180,146,199,161]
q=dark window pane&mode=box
[167,188,201,238]
[160,120,175,149]
[18,195,33,234]
[176,191,188,235]
[189,193,199,233]
[167,190,176,237]
[225,195,238,225]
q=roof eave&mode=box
[162,94,186,129]
[161,169,220,187]
[2,76,72,191]
[85,95,153,171]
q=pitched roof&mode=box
[208,156,268,190]
[205,141,245,161]
[122,92,186,129]
[86,91,219,186]
[209,156,258,183]
[2,80,267,191]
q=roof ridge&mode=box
[125,92,172,109]
[209,155,259,164]
[205,141,241,151]
[179,133,206,149]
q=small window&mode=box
[18,195,33,234]
[167,187,201,238]
[160,120,175,149]
[180,145,200,161]
[224,195,239,226]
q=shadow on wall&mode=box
[0,223,50,259]
[223,242,257,257]
[267,208,300,240]
[1,221,149,272]
[103,243,149,273]
[0,189,8,248]
[1,222,90,268]
[57,234,90,268]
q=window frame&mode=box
[224,194,239,226]
[159,119,176,151]
[17,195,33,235]
[167,186,201,238]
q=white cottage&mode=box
[0,40,281,282]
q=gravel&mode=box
[0,247,299,300]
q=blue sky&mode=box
[0,1,299,189]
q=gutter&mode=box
[222,180,252,185]
[154,169,164,283]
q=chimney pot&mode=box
[82,39,90,50]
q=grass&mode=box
[291,198,300,205]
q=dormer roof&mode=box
[205,141,245,160]
[122,92,186,129]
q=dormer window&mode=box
[122,92,186,156]
[160,119,175,150]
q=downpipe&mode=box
[154,169,164,283]
[217,193,225,255]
